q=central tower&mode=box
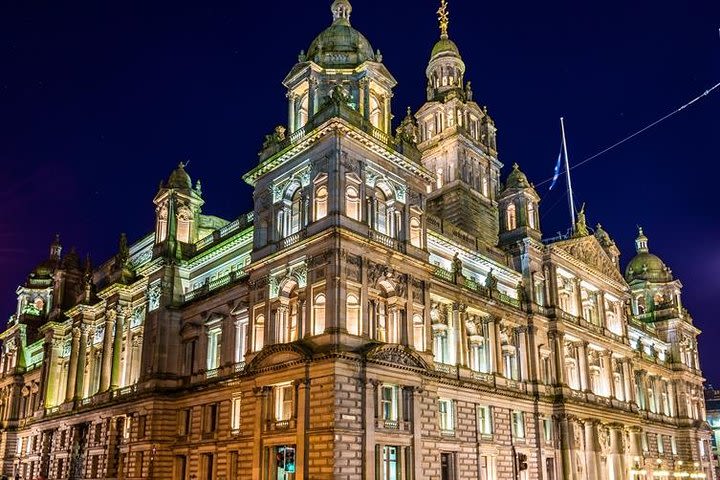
[416,0,502,247]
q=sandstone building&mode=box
[0,1,712,479]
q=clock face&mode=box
[34,297,44,311]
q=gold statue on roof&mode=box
[437,0,449,39]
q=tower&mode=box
[415,0,502,246]
[498,163,541,247]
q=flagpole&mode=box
[560,117,576,229]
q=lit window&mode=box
[477,405,493,435]
[506,203,517,230]
[206,327,222,371]
[642,432,649,452]
[410,217,422,248]
[313,293,326,335]
[289,189,303,235]
[480,454,496,480]
[512,411,525,439]
[346,293,360,336]
[231,394,242,431]
[527,202,536,229]
[253,314,265,351]
[657,434,664,454]
[380,385,399,422]
[375,188,388,234]
[439,399,455,432]
[671,436,678,455]
[314,186,328,220]
[412,314,425,352]
[380,445,399,480]
[274,384,294,422]
[543,417,553,443]
[345,185,361,221]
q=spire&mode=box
[635,226,649,253]
[331,0,352,25]
[49,233,62,260]
[437,0,450,39]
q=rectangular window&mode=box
[137,415,147,439]
[657,434,664,454]
[203,403,218,433]
[175,456,187,480]
[177,409,191,436]
[512,411,525,439]
[543,417,554,443]
[228,451,238,479]
[134,451,144,477]
[441,452,456,480]
[545,458,555,480]
[480,455,496,480]
[380,445,399,480]
[642,432,649,452]
[477,405,493,435]
[274,384,294,422]
[439,399,455,433]
[206,327,222,371]
[202,453,214,480]
[231,394,242,431]
[380,385,399,422]
[671,436,678,455]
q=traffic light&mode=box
[517,452,528,471]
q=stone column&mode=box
[552,331,566,385]
[486,319,498,374]
[517,327,529,382]
[99,310,116,392]
[295,379,309,479]
[573,278,583,317]
[411,387,423,480]
[251,386,270,479]
[74,327,88,399]
[65,327,81,403]
[577,341,589,392]
[546,265,559,308]
[493,320,503,376]
[364,380,377,480]
[287,92,296,133]
[597,291,607,327]
[455,304,467,367]
[627,426,643,458]
[604,353,615,399]
[559,415,578,480]
[43,339,61,408]
[608,423,625,479]
[623,358,635,404]
[110,307,124,390]
[584,420,602,480]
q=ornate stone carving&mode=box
[558,237,625,284]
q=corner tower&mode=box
[415,0,502,247]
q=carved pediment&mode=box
[365,344,430,371]
[554,237,626,284]
[246,343,312,373]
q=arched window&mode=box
[313,293,326,336]
[436,167,444,189]
[375,188,388,235]
[506,203,517,230]
[314,185,328,221]
[177,206,192,243]
[253,315,265,352]
[527,201,536,229]
[369,95,382,129]
[296,94,309,130]
[288,188,303,235]
[156,204,168,242]
[410,217,422,248]
[346,294,360,336]
[345,185,361,221]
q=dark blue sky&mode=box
[1,1,718,379]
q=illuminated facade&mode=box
[0,1,713,479]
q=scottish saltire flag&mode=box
[549,145,563,190]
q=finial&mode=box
[437,0,450,39]
[331,0,352,24]
[406,106,412,117]
[512,163,519,170]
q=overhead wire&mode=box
[534,81,720,188]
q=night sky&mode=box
[1,2,718,379]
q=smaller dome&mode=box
[167,162,192,189]
[431,38,461,59]
[625,227,673,283]
[305,0,376,68]
[505,164,531,190]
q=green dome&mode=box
[625,252,672,283]
[306,0,376,68]
[168,162,192,189]
[504,164,531,190]
[431,38,460,59]
[624,227,673,283]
